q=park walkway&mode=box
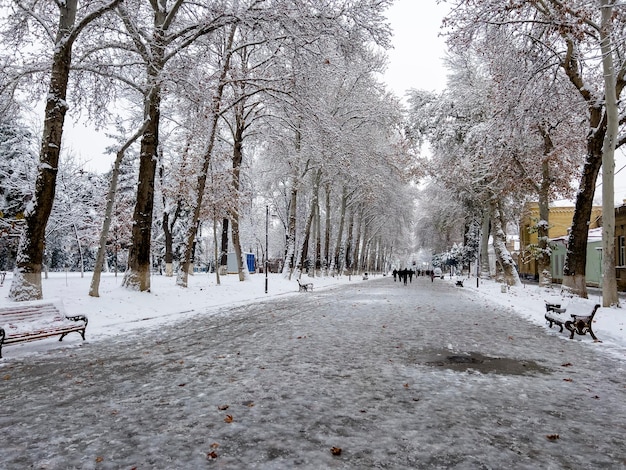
[1,277,625,469]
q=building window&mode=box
[619,236,626,267]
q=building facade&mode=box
[518,202,602,281]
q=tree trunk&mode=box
[480,209,491,279]
[560,39,607,298]
[283,183,298,279]
[599,0,619,307]
[282,127,303,280]
[230,98,246,282]
[344,210,355,274]
[490,200,520,286]
[323,183,331,272]
[9,1,121,301]
[9,2,76,300]
[90,123,147,296]
[298,169,321,274]
[315,195,322,275]
[220,218,229,268]
[562,139,603,298]
[177,24,236,287]
[354,211,364,274]
[123,10,166,292]
[536,135,552,288]
[213,213,221,285]
[331,187,348,275]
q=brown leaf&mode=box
[218,405,229,411]
[330,446,342,456]
[178,383,186,387]
[224,414,234,423]
[561,363,573,367]
[95,456,104,463]
[403,383,409,388]
[3,374,11,380]
[210,442,220,449]
[207,451,218,459]
[546,434,560,441]
[563,378,573,382]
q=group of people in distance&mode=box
[392,268,440,285]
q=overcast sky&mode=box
[383,0,449,97]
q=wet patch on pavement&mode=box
[421,349,551,376]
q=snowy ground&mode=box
[0,271,624,360]
[1,272,625,468]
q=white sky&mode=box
[383,0,449,97]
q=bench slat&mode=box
[0,303,88,358]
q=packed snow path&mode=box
[1,277,625,469]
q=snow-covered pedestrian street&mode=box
[1,277,625,469]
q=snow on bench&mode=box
[0,299,88,358]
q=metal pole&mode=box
[265,205,269,294]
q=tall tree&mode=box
[443,0,626,296]
[4,0,122,300]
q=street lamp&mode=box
[265,205,269,294]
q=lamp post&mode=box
[265,205,269,294]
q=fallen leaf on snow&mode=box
[330,447,342,456]
[563,378,573,382]
[218,405,229,411]
[95,456,104,463]
[561,363,573,367]
[3,374,10,380]
[224,414,234,423]
[207,451,218,459]
[546,434,560,441]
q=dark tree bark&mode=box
[220,218,229,267]
[10,0,122,301]
[122,6,166,292]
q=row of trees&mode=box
[1,0,419,301]
[408,0,626,306]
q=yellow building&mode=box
[518,202,602,280]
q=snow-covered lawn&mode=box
[0,271,624,360]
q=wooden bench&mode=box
[297,279,313,292]
[0,301,88,358]
[544,302,567,333]
[545,302,600,340]
[565,304,601,340]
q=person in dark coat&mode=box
[392,269,397,282]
